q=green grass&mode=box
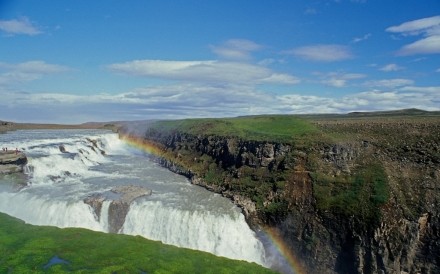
[312,162,390,225]
[0,213,275,274]
[148,115,320,143]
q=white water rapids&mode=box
[0,129,270,267]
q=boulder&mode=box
[0,152,27,174]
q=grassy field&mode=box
[147,115,320,143]
[0,213,275,274]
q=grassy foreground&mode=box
[0,213,274,274]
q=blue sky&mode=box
[0,0,439,123]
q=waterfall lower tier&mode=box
[122,200,266,265]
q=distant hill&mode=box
[0,121,116,133]
[347,108,440,117]
[297,108,440,120]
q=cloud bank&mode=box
[1,54,437,123]
[1,82,438,123]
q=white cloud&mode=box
[400,86,440,94]
[379,63,404,72]
[352,33,371,43]
[436,68,440,72]
[0,61,70,86]
[363,78,414,88]
[0,17,42,36]
[386,15,440,35]
[318,72,366,87]
[107,59,300,85]
[386,15,440,55]
[260,73,300,85]
[285,44,353,62]
[0,61,70,74]
[397,35,440,55]
[210,39,263,60]
[324,79,346,88]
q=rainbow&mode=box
[261,226,307,274]
[119,133,165,157]
[119,133,307,274]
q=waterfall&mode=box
[99,200,112,231]
[0,129,268,268]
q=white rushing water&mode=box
[0,129,268,266]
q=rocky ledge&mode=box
[84,185,152,233]
[0,151,27,174]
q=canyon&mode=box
[119,110,440,274]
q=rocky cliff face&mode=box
[120,118,439,274]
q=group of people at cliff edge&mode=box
[1,147,20,154]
